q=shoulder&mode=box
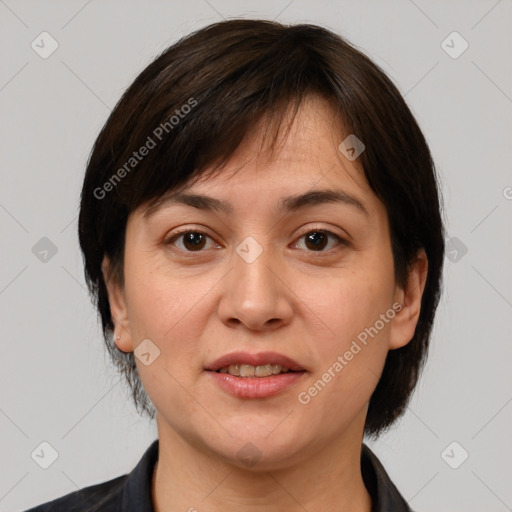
[361,444,414,512]
[22,474,127,512]
[22,440,159,512]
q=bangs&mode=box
[93,29,344,213]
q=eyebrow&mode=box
[143,188,369,220]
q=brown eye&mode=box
[296,230,346,252]
[305,231,329,251]
[181,232,207,251]
[167,231,215,252]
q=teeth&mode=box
[240,364,255,377]
[219,364,291,377]
[255,364,272,377]
[228,364,240,376]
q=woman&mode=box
[26,18,444,512]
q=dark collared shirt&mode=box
[24,440,413,512]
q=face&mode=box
[104,96,426,470]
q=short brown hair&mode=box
[78,19,445,438]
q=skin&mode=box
[103,95,428,512]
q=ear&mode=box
[101,256,134,353]
[388,249,428,350]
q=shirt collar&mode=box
[121,440,158,512]
[361,444,413,512]
[121,440,412,512]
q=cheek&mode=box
[123,252,220,383]
[125,266,207,416]
[298,266,393,344]
[294,276,392,430]
[124,250,201,336]
[294,257,395,398]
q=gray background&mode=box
[1,1,511,511]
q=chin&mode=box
[204,426,310,471]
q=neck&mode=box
[152,415,372,512]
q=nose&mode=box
[217,241,294,332]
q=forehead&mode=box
[140,95,384,224]
[224,95,355,171]
[193,99,369,197]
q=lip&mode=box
[204,351,307,399]
[207,371,307,399]
[204,351,305,372]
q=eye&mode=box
[165,229,218,252]
[165,228,347,254]
[294,229,347,252]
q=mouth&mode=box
[205,350,306,374]
[205,351,307,398]
[215,363,301,377]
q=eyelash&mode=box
[164,227,348,255]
